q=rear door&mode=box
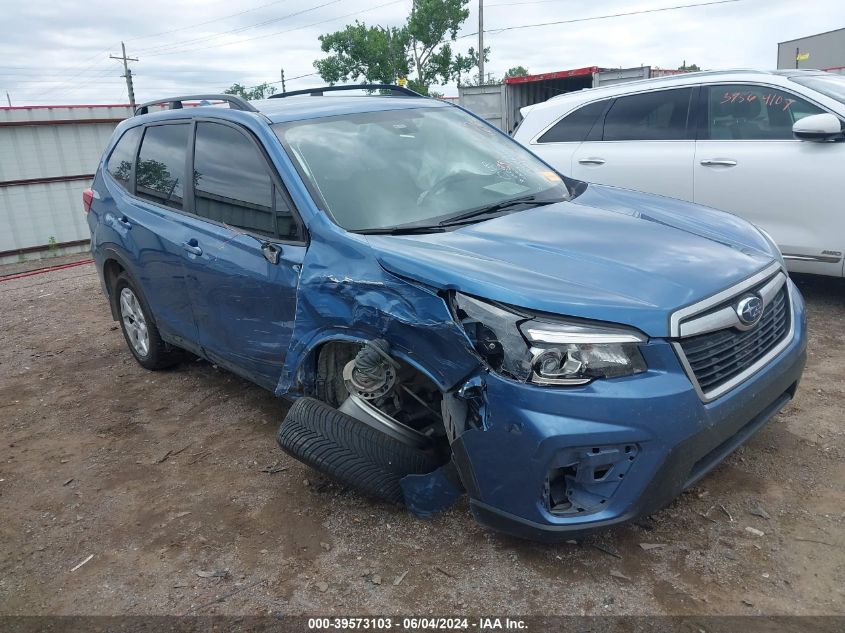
[180,119,307,391]
[103,121,199,348]
[571,87,697,200]
[694,83,845,276]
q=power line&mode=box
[145,0,407,58]
[134,0,344,56]
[457,0,747,38]
[21,67,117,100]
[124,0,294,43]
[15,0,407,101]
[21,47,122,100]
[487,0,583,5]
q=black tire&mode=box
[113,272,182,370]
[277,397,442,504]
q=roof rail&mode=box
[268,84,424,99]
[134,94,259,116]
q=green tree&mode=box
[314,0,476,95]
[314,22,411,85]
[678,62,701,71]
[224,82,277,100]
[451,46,488,86]
[504,65,529,78]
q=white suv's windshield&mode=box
[273,106,569,233]
[790,73,845,107]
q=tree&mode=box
[504,65,529,78]
[224,82,277,100]
[314,22,411,85]
[314,0,477,95]
[451,46,488,86]
[678,62,701,71]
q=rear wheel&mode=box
[113,272,182,370]
[277,397,442,504]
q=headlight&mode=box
[453,293,647,386]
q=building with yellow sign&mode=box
[777,27,845,72]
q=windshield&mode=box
[790,73,845,107]
[273,106,569,232]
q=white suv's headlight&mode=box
[453,293,647,386]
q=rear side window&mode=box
[136,123,190,210]
[193,121,301,240]
[106,126,142,192]
[603,88,692,141]
[706,84,825,140]
[537,100,608,143]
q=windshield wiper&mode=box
[355,225,446,235]
[437,194,557,227]
[354,193,562,235]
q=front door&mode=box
[694,83,845,276]
[180,120,306,391]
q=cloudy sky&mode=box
[2,0,843,106]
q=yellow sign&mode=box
[796,52,810,61]
[397,77,408,87]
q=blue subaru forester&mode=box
[85,86,807,540]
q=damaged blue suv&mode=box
[86,85,807,540]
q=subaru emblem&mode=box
[736,294,764,326]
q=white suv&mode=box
[514,70,845,277]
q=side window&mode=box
[603,88,692,141]
[707,84,825,140]
[193,121,301,240]
[136,123,190,210]
[106,126,142,192]
[537,99,608,143]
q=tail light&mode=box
[82,188,94,213]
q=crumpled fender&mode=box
[275,214,481,398]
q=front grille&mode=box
[679,286,790,393]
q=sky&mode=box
[1,0,843,106]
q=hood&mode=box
[366,184,777,337]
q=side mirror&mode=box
[793,113,844,142]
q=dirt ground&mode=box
[0,260,842,617]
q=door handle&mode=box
[578,157,606,165]
[700,159,737,167]
[182,241,203,256]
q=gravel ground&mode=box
[0,263,842,616]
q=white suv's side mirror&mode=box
[793,113,844,142]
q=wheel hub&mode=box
[119,287,149,357]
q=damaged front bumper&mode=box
[448,289,807,541]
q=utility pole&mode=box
[5,92,10,107]
[110,42,138,108]
[280,68,286,94]
[478,0,485,84]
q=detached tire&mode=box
[277,397,441,504]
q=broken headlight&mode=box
[454,293,647,386]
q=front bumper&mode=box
[451,281,807,541]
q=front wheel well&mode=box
[312,339,450,446]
